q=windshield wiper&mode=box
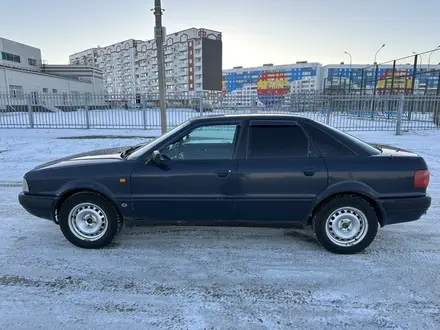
[120,144,144,158]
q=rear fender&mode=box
[305,180,385,222]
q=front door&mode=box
[130,123,242,224]
[236,120,328,224]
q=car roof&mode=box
[188,113,311,123]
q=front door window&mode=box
[161,124,239,160]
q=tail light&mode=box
[414,170,430,189]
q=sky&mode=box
[2,0,440,69]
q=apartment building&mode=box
[323,63,440,94]
[222,62,322,106]
[70,28,223,97]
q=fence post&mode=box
[84,95,90,129]
[27,95,34,128]
[326,96,331,125]
[142,108,148,130]
[199,94,203,116]
[396,94,404,135]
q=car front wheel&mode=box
[312,195,379,254]
[58,191,122,249]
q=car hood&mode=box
[32,146,129,171]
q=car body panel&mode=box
[130,159,239,223]
[236,157,328,222]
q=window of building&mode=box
[248,125,311,159]
[9,85,24,98]
[28,58,37,66]
[53,89,58,94]
[2,52,21,63]
[43,88,48,93]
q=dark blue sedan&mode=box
[18,114,431,254]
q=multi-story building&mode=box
[322,63,440,94]
[69,28,223,98]
[222,61,440,103]
[222,62,322,106]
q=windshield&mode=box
[316,122,381,155]
[126,120,191,159]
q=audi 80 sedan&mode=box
[18,114,431,254]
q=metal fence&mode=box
[1,92,440,134]
[325,48,440,96]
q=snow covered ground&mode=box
[1,127,440,329]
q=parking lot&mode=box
[1,128,440,329]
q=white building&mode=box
[70,28,223,98]
[1,37,103,94]
[0,37,104,111]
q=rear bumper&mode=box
[18,192,57,222]
[378,194,431,226]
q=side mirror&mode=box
[151,150,163,164]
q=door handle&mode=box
[217,170,232,177]
[303,168,316,176]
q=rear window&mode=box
[301,121,355,156]
[248,124,311,158]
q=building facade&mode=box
[1,37,103,94]
[69,28,223,98]
[1,37,104,112]
[322,64,440,94]
[222,62,440,103]
[0,37,41,72]
[222,62,322,106]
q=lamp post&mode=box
[344,50,352,93]
[372,44,385,96]
[374,44,385,64]
[371,44,385,113]
[428,45,440,70]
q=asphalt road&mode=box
[1,186,440,330]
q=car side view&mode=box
[18,114,431,254]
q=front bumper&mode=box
[378,194,431,226]
[18,192,57,222]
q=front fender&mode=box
[304,180,385,222]
[55,179,134,220]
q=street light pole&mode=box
[372,44,384,113]
[153,0,167,134]
[374,44,385,64]
[344,50,352,93]
[428,45,440,70]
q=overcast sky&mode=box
[2,0,440,68]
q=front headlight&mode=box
[22,178,29,192]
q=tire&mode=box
[312,194,379,254]
[58,191,123,249]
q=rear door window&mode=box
[247,124,312,158]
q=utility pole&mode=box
[153,0,167,134]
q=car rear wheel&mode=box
[58,191,122,249]
[312,195,379,254]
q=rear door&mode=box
[236,120,328,223]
